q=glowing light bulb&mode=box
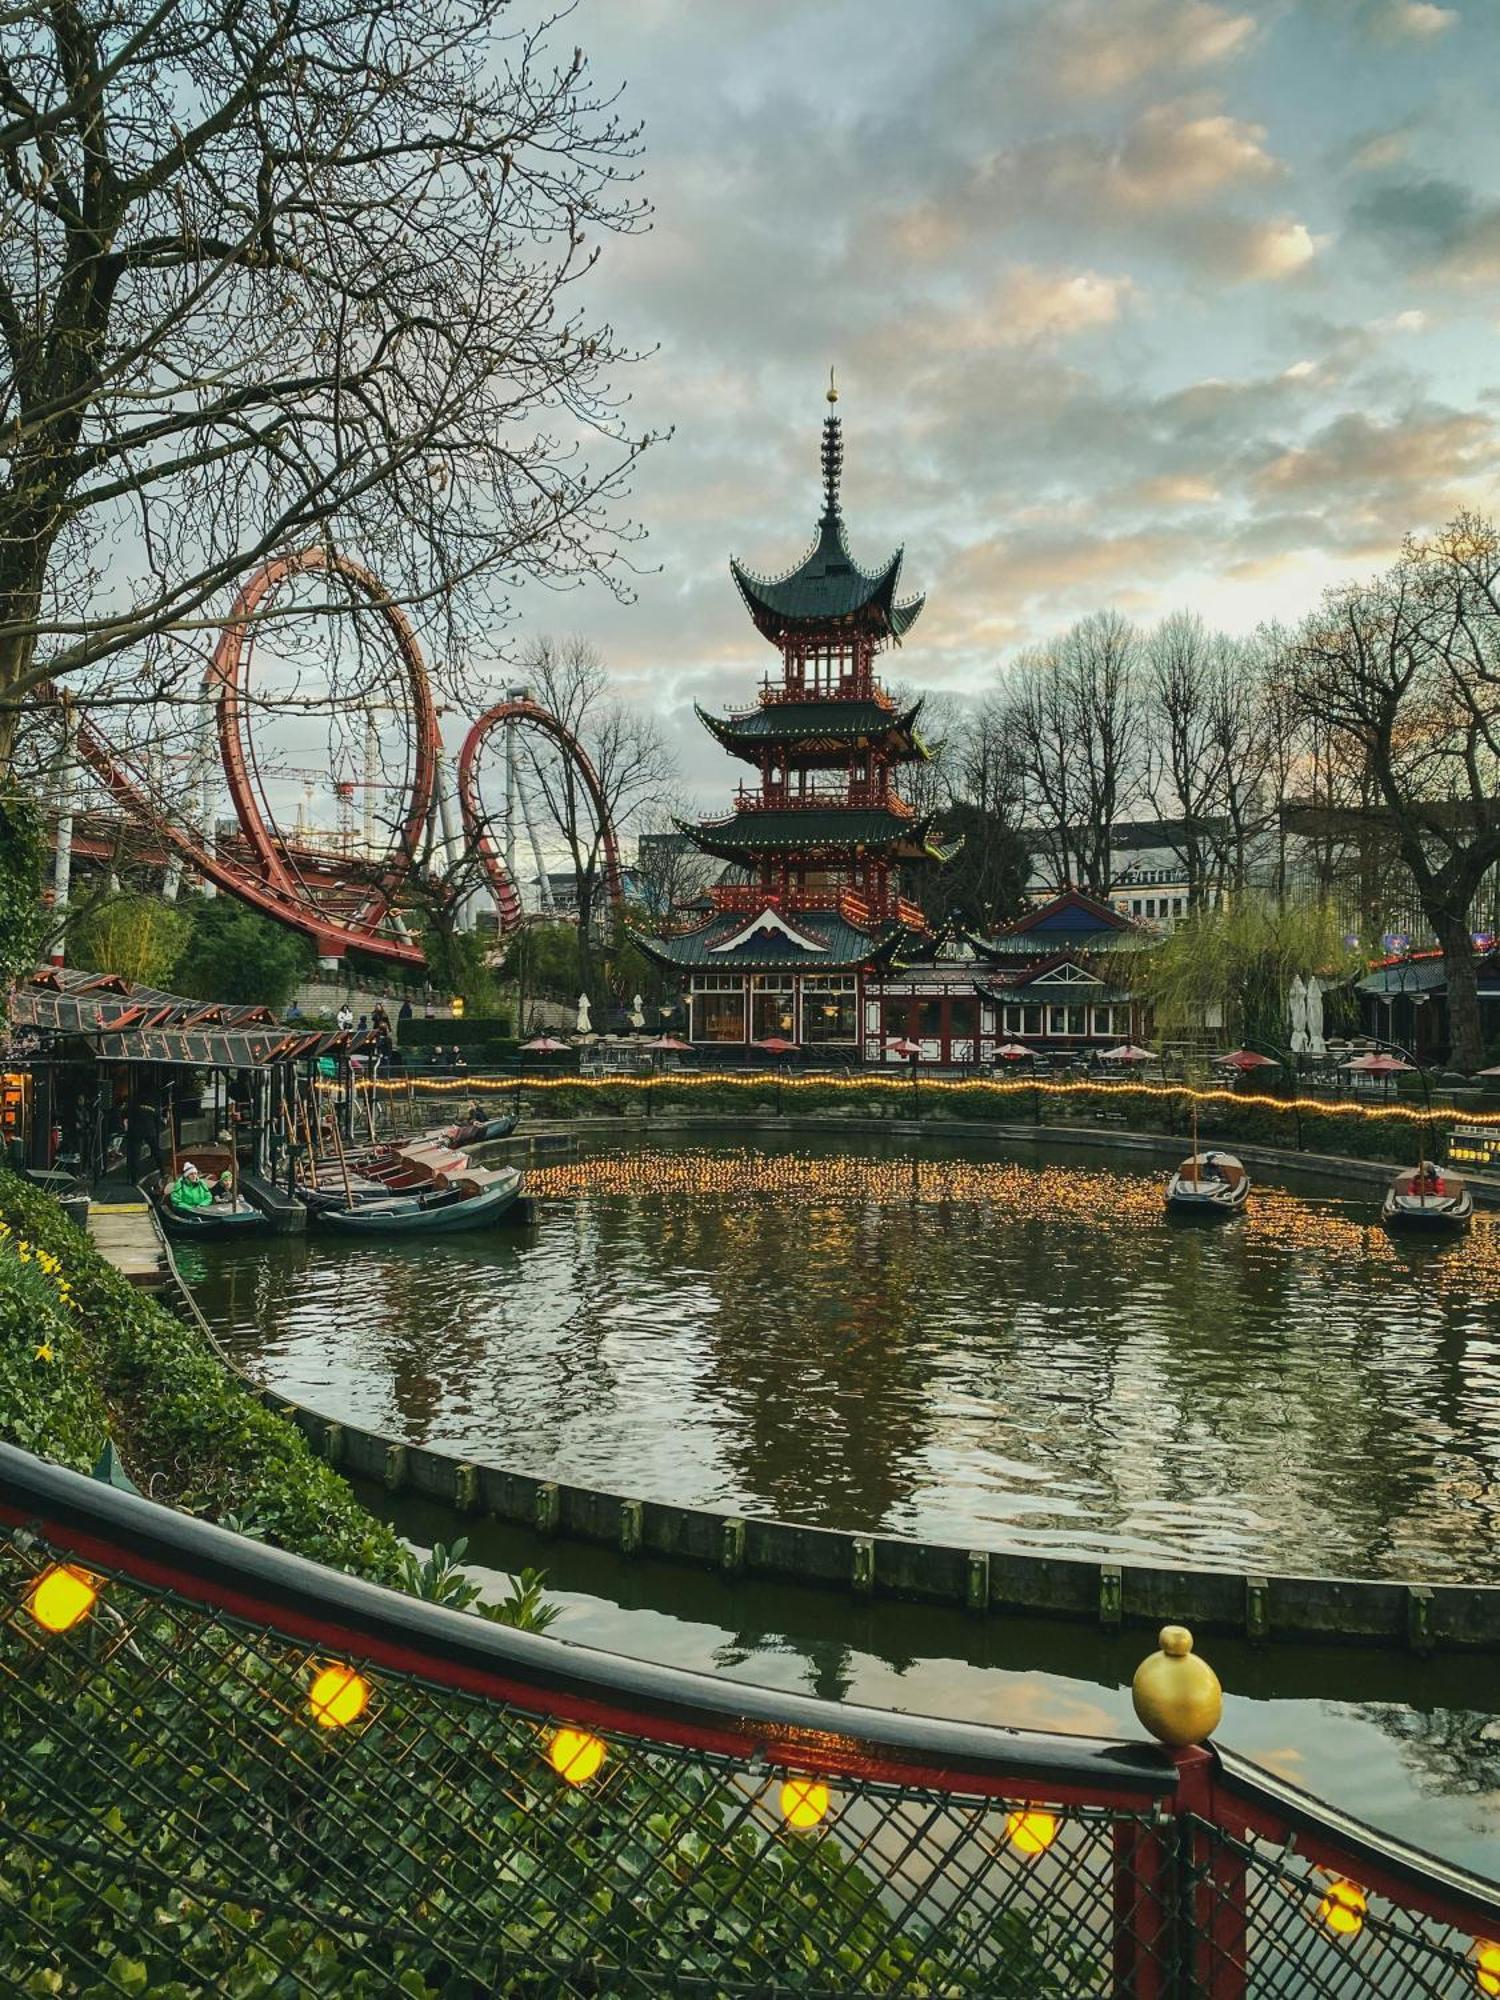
[1475,1941,1500,1996]
[1004,1809,1058,1857]
[308,1663,370,1729]
[1316,1879,1366,1938]
[779,1778,830,1829]
[548,1727,606,1785]
[26,1564,97,1634]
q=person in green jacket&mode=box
[168,1162,213,1212]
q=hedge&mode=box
[0,1170,407,1585]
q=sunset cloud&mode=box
[1037,0,1257,98]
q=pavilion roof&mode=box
[10,965,350,1067]
[696,697,928,765]
[630,906,910,973]
[677,806,958,865]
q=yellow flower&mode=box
[33,1344,52,1364]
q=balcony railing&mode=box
[3,1444,1499,1994]
[733,781,916,816]
[709,884,876,925]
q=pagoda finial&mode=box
[820,378,843,531]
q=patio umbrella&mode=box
[994,1042,1034,1060]
[1215,1049,1280,1072]
[887,1038,923,1058]
[752,1036,799,1054]
[1099,1044,1156,1062]
[519,1035,569,1052]
[1342,1052,1414,1075]
[643,1035,693,1052]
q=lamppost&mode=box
[1353,1030,1435,1164]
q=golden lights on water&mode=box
[527,1148,1500,1301]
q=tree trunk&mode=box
[1436,910,1484,1070]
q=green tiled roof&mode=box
[630,909,911,972]
[729,414,924,645]
[679,807,944,863]
[697,698,927,764]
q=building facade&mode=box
[635,391,956,1046]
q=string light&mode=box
[308,1663,370,1729]
[1474,1941,1500,1995]
[26,1564,97,1634]
[779,1778,830,1829]
[547,1727,606,1785]
[348,1070,1500,1131]
[1003,1809,1059,1857]
[1316,1879,1367,1938]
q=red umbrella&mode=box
[520,1035,570,1052]
[994,1042,1034,1061]
[1099,1043,1156,1062]
[887,1038,923,1058]
[752,1036,799,1054]
[643,1035,693,1052]
[1215,1049,1280,1072]
[1342,1052,1414,1075]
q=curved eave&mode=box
[695,698,930,765]
[728,539,923,645]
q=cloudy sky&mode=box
[516,0,1500,802]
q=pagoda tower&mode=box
[636,383,955,1053]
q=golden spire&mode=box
[826,366,839,406]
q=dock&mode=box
[87,1201,170,1290]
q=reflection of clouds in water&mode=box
[203,1140,1500,1583]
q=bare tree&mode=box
[1293,513,1500,1068]
[515,634,674,993]
[632,807,717,921]
[1140,611,1227,908]
[0,0,657,774]
[1001,611,1140,897]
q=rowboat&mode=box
[316,1164,524,1235]
[142,1146,271,1240]
[1164,1152,1250,1218]
[1381,1164,1472,1236]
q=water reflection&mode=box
[194,1134,1500,1582]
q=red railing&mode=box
[733,781,916,816]
[3,1444,1499,1994]
[708,883,877,925]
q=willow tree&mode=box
[0,0,655,771]
[1136,897,1356,1049]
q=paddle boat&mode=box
[1164,1150,1250,1218]
[1381,1162,1473,1237]
[143,1147,271,1240]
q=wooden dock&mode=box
[87,1201,170,1290]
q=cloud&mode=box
[1110,99,1282,206]
[1345,127,1415,174]
[1035,0,1257,98]
[988,266,1138,344]
[1251,406,1498,519]
[1377,0,1458,37]
[1351,175,1500,284]
[1176,214,1323,283]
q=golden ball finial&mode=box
[826,366,839,406]
[1131,1625,1222,1749]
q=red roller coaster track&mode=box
[455,697,624,936]
[57,550,622,967]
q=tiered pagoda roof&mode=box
[634,905,909,974]
[696,697,928,767]
[677,806,957,865]
[729,407,924,646]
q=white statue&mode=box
[576,992,592,1036]
[629,992,646,1031]
[1288,975,1310,1054]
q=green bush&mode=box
[396,1015,517,1051]
[174,898,317,1011]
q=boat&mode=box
[142,1147,271,1240]
[445,1111,518,1147]
[1381,1163,1473,1236]
[1164,1151,1250,1218]
[316,1163,525,1235]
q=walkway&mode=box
[86,1201,169,1290]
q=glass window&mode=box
[1047,1004,1068,1035]
[883,998,912,1040]
[751,977,794,1041]
[918,998,943,1039]
[1067,1005,1087,1036]
[1090,1006,1113,1036]
[803,977,857,1045]
[949,997,977,1039]
[694,987,745,1042]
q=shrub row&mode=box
[0,1170,406,1585]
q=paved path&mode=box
[87,1201,169,1289]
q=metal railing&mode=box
[3,1444,1498,1995]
